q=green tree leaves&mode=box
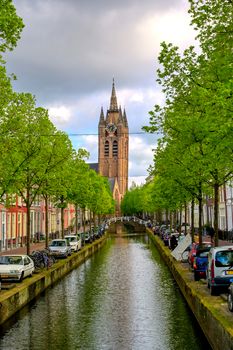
[143,0,233,245]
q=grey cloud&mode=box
[5,0,187,176]
[7,0,185,104]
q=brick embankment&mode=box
[148,230,233,350]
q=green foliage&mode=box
[0,0,24,52]
[143,1,233,242]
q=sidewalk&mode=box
[196,234,233,246]
[1,242,46,255]
[0,226,87,256]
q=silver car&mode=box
[49,239,72,258]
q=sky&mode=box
[5,0,196,187]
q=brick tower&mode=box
[98,80,129,214]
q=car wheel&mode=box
[194,271,200,281]
[19,272,24,282]
[228,293,233,312]
[210,284,217,296]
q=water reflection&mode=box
[0,236,211,350]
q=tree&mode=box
[144,0,233,246]
[5,93,67,254]
[0,0,24,53]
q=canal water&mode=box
[0,235,211,350]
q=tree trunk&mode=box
[179,207,182,235]
[224,184,228,233]
[26,187,31,255]
[165,209,168,228]
[82,208,86,233]
[198,190,203,246]
[75,204,78,235]
[184,202,187,235]
[191,198,195,243]
[45,194,49,248]
[89,211,92,232]
[214,182,219,247]
[61,196,64,239]
[82,208,86,246]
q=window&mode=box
[215,250,233,267]
[113,140,118,157]
[104,141,109,157]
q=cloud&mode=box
[48,106,72,126]
[129,135,157,177]
[7,0,196,105]
[128,176,146,188]
[6,0,195,189]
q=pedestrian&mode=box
[170,234,178,250]
[209,227,215,243]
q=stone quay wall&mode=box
[0,236,107,325]
[148,231,233,350]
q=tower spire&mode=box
[118,105,123,124]
[109,78,118,111]
[123,108,128,127]
[98,106,105,125]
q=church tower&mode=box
[98,80,129,213]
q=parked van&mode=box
[207,245,233,295]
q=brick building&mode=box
[92,80,129,214]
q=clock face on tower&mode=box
[106,123,117,133]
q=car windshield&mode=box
[196,250,210,258]
[66,237,76,242]
[215,250,233,267]
[0,256,23,265]
[51,241,66,247]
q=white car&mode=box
[49,239,72,258]
[64,235,81,252]
[207,245,233,295]
[0,255,34,282]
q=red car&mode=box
[188,242,212,268]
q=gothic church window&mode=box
[113,140,118,157]
[104,141,109,157]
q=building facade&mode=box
[98,80,129,213]
[0,194,76,251]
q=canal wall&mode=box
[0,236,107,325]
[148,231,233,350]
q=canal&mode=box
[0,235,211,350]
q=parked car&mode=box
[49,239,72,258]
[206,245,233,295]
[193,247,211,281]
[228,283,233,312]
[0,255,34,282]
[64,235,81,252]
[84,232,92,244]
[188,242,212,268]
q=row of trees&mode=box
[122,0,233,246]
[0,1,115,254]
